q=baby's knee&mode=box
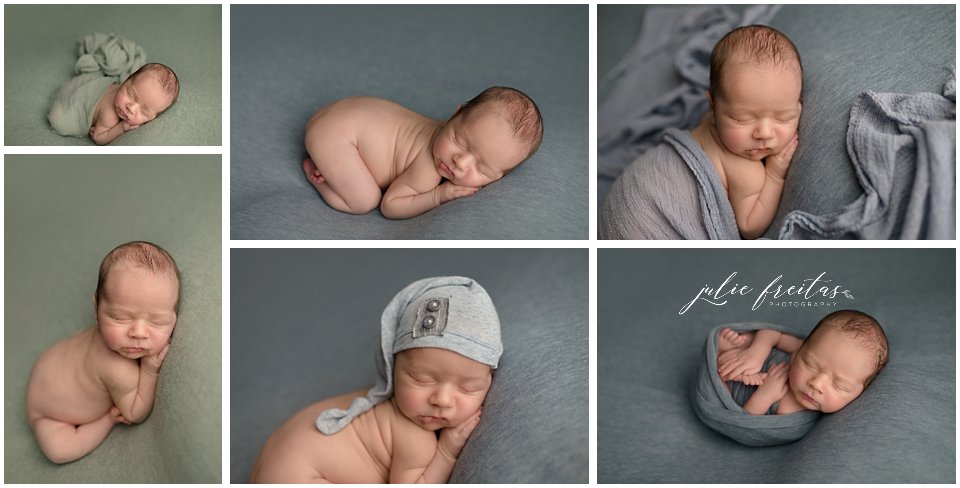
[345,193,381,214]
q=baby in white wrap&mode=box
[250,276,501,483]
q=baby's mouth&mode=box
[420,415,448,424]
[438,161,454,179]
[799,391,819,408]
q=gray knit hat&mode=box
[316,276,502,434]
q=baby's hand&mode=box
[437,409,481,461]
[765,133,799,180]
[718,346,768,382]
[109,406,132,425]
[754,361,789,404]
[141,344,170,376]
[435,182,479,205]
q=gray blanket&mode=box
[599,128,739,240]
[597,5,780,204]
[691,324,820,447]
[779,71,956,239]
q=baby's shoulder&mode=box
[94,347,139,390]
[376,400,436,448]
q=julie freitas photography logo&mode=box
[679,271,855,315]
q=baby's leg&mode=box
[30,409,123,464]
[250,456,333,483]
[302,137,382,214]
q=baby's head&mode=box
[392,346,493,431]
[432,86,543,187]
[115,63,180,126]
[789,310,889,413]
[708,25,803,161]
[94,241,181,360]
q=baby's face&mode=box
[710,62,802,161]
[393,347,492,431]
[432,104,530,188]
[115,74,173,126]
[788,329,876,413]
[96,265,178,360]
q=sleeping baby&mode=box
[301,86,543,219]
[49,62,180,145]
[26,241,179,463]
[251,276,501,483]
[690,25,803,239]
[716,310,889,415]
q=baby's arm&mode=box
[90,120,139,145]
[731,134,799,239]
[390,410,482,483]
[743,362,789,415]
[103,345,170,424]
[380,163,477,219]
[718,328,800,381]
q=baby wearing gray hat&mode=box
[251,276,502,483]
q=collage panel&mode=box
[598,248,955,483]
[4,4,221,146]
[230,4,588,239]
[4,155,222,482]
[598,5,955,240]
[230,248,588,483]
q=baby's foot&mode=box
[717,328,749,354]
[109,406,131,425]
[301,157,325,187]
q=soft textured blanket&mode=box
[48,33,146,137]
[691,323,820,447]
[47,73,114,136]
[597,5,780,204]
[779,71,956,239]
[599,128,739,239]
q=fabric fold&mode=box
[599,128,740,240]
[779,69,956,239]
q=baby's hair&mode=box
[804,310,889,387]
[129,62,181,108]
[95,241,182,314]
[709,25,803,100]
[458,86,544,159]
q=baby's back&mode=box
[26,327,113,426]
[251,389,411,483]
[305,97,438,189]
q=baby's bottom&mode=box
[29,408,127,464]
[302,134,383,214]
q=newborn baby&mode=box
[26,241,180,463]
[691,25,803,239]
[251,276,501,483]
[88,63,180,145]
[302,86,543,218]
[717,310,888,415]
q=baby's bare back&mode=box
[251,388,437,483]
[26,327,115,426]
[305,97,439,189]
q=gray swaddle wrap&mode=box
[691,323,820,446]
[316,276,502,435]
[600,128,740,240]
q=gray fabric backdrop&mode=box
[598,248,955,482]
[231,249,588,483]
